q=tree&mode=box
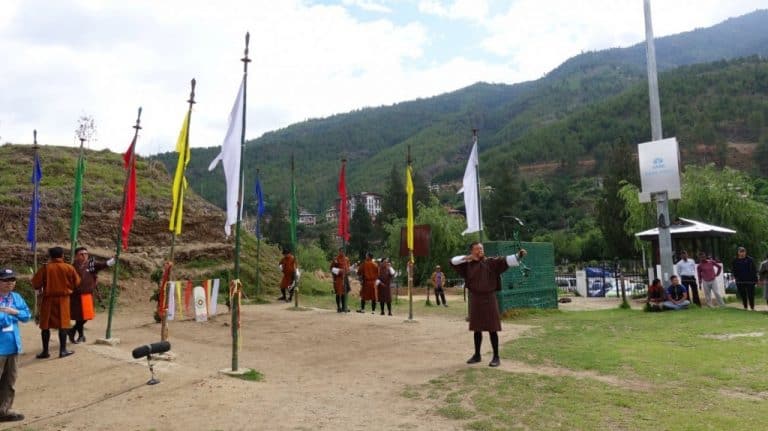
[380,164,405,223]
[383,197,466,286]
[755,131,768,176]
[349,199,373,261]
[264,199,289,249]
[597,142,640,258]
[484,163,521,241]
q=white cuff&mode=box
[389,267,395,276]
[375,280,381,286]
[331,268,340,275]
[506,255,519,267]
[279,264,283,271]
[450,256,465,265]
[106,258,116,267]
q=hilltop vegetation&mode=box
[153,10,768,213]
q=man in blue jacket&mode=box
[0,269,31,422]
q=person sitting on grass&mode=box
[663,275,690,310]
[646,278,665,311]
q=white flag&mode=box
[458,142,481,234]
[208,79,245,236]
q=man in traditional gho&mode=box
[357,252,379,314]
[69,247,115,344]
[31,247,80,359]
[278,248,297,302]
[376,258,395,316]
[451,242,526,367]
[331,248,351,313]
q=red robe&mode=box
[377,264,393,303]
[72,258,108,321]
[358,259,379,301]
[32,258,81,330]
[451,257,509,332]
[279,254,297,289]
[331,255,350,295]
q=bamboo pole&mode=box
[105,107,142,340]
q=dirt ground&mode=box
[8,298,531,431]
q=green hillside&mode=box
[153,10,768,214]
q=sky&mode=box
[0,0,765,155]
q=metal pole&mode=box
[643,0,673,281]
[407,146,414,321]
[255,169,261,297]
[291,155,300,309]
[105,107,142,340]
[231,32,251,372]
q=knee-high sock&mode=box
[372,301,376,312]
[342,294,348,311]
[75,320,86,338]
[360,299,366,311]
[379,302,385,314]
[58,329,68,353]
[280,288,286,299]
[41,329,51,353]
[387,302,392,314]
[473,331,482,357]
[490,332,499,358]
[335,295,341,310]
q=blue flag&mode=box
[254,177,265,238]
[26,153,42,251]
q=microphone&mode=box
[131,341,171,359]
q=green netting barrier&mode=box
[484,241,557,310]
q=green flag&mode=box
[289,156,298,250]
[70,152,86,252]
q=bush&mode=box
[297,243,328,272]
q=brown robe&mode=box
[451,257,509,332]
[377,264,393,303]
[71,258,108,321]
[279,254,297,289]
[31,258,81,330]
[359,258,379,301]
[331,255,350,295]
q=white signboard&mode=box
[638,137,681,203]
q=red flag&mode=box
[121,137,137,250]
[337,161,350,242]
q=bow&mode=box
[511,217,531,282]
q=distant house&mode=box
[326,192,383,224]
[299,209,317,226]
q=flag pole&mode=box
[70,136,85,262]
[32,130,39,273]
[161,78,196,342]
[104,107,142,341]
[231,32,251,372]
[472,129,483,243]
[255,168,261,297]
[407,145,414,321]
[340,157,348,309]
[291,154,300,309]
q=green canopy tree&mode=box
[349,199,374,261]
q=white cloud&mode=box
[342,0,392,14]
[480,0,767,81]
[418,0,489,22]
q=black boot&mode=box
[380,302,385,315]
[68,328,78,344]
[467,331,482,364]
[371,301,377,314]
[489,332,500,367]
[77,321,86,343]
[37,329,51,359]
[387,302,392,316]
[277,288,287,301]
[58,329,74,358]
[336,295,342,312]
[357,299,366,313]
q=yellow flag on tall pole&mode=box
[406,164,414,258]
[169,111,191,235]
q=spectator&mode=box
[675,251,700,306]
[646,278,665,311]
[697,252,724,307]
[759,253,768,307]
[663,275,690,310]
[731,247,757,310]
[0,269,31,422]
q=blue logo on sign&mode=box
[653,158,664,169]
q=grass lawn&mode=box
[408,307,768,430]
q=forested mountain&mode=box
[153,10,768,213]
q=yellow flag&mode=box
[406,164,414,254]
[169,111,191,235]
